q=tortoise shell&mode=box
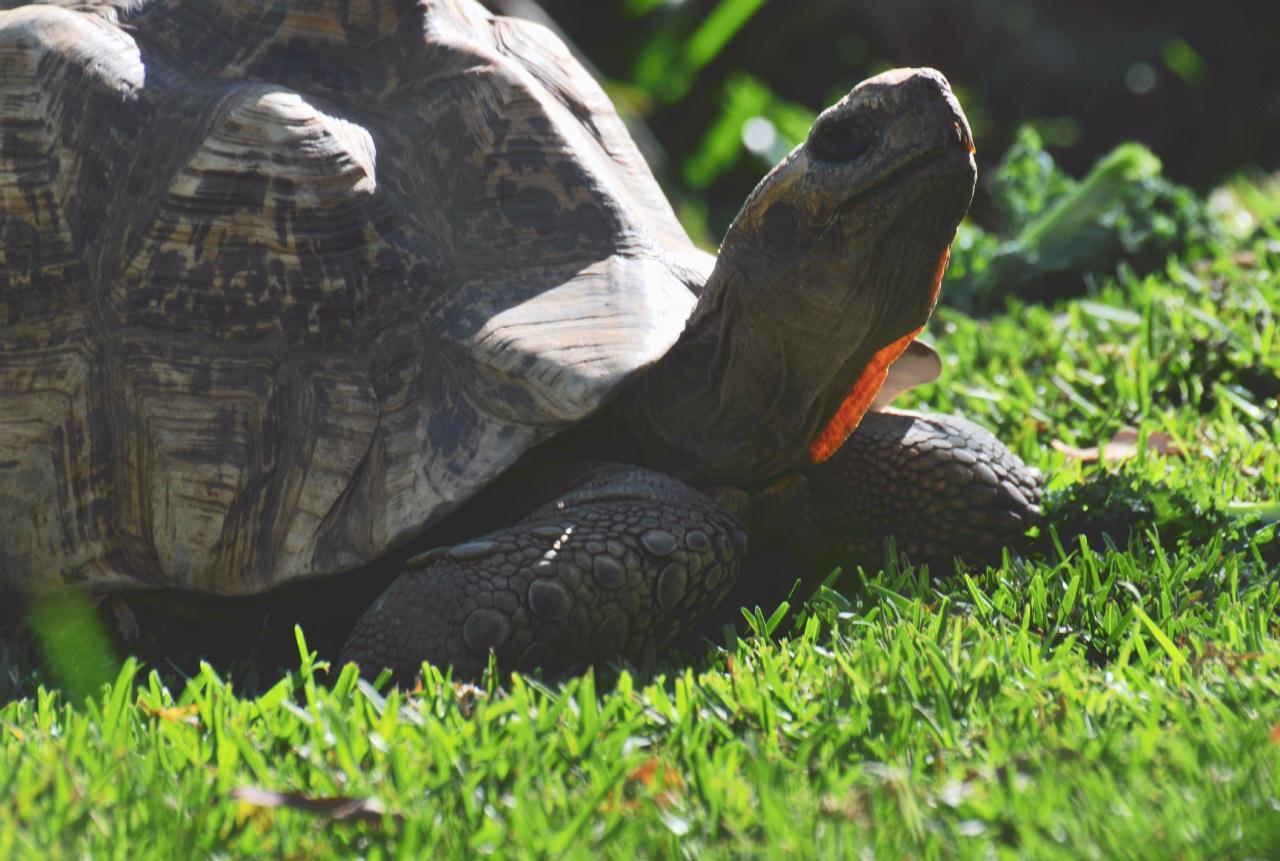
[0,0,712,594]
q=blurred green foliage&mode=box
[629,0,768,104]
[591,0,826,244]
[529,0,1280,247]
[681,73,812,188]
[25,593,120,703]
[947,128,1222,312]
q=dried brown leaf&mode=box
[138,702,200,726]
[229,786,400,826]
[453,682,486,716]
[626,758,686,808]
[603,758,687,814]
[819,790,871,824]
[1052,427,1186,463]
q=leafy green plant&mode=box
[629,0,769,105]
[948,127,1223,312]
[1040,471,1278,560]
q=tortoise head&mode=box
[622,68,977,484]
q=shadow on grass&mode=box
[4,474,1276,707]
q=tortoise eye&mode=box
[809,111,875,163]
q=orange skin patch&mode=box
[808,246,952,464]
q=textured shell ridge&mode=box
[0,0,702,594]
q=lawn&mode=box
[2,154,1279,859]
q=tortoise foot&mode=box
[805,409,1042,570]
[340,465,747,683]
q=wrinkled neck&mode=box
[617,254,880,486]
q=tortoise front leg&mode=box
[340,465,747,682]
[803,409,1042,570]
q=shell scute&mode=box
[0,0,704,593]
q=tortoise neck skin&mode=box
[619,68,978,486]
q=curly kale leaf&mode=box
[947,128,1222,312]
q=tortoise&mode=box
[0,0,1041,682]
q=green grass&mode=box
[4,200,1280,859]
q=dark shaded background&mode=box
[493,0,1280,243]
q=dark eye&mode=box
[809,111,875,162]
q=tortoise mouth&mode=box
[805,144,974,464]
[817,145,976,241]
[807,243,952,463]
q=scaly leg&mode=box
[341,465,747,682]
[804,409,1042,570]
